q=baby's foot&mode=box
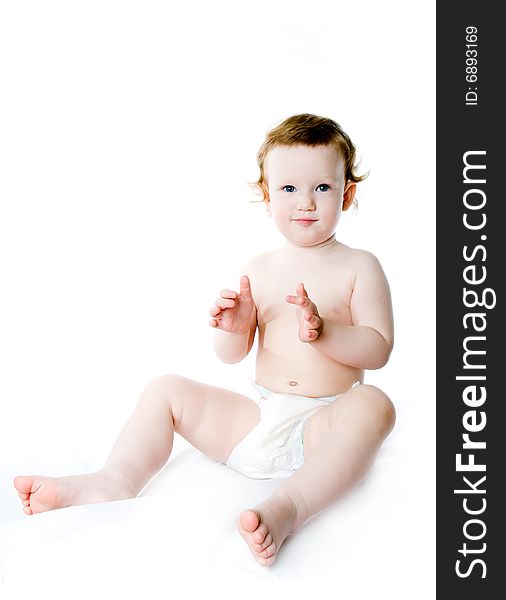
[238,493,298,567]
[13,468,137,515]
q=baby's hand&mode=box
[285,283,323,343]
[209,276,255,334]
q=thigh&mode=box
[151,375,261,463]
[302,384,395,459]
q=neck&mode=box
[284,234,338,253]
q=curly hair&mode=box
[254,113,367,204]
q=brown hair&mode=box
[254,113,368,204]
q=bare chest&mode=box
[252,260,355,327]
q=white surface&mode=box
[0,1,435,598]
[0,431,424,599]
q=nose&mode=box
[296,191,316,211]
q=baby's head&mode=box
[255,114,367,205]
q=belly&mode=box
[255,319,362,397]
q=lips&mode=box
[292,218,317,225]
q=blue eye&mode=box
[282,185,296,193]
[316,184,331,192]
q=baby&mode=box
[14,114,395,567]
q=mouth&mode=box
[292,218,317,225]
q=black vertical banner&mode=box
[437,2,503,598]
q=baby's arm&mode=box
[210,275,257,364]
[287,252,393,369]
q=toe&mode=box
[256,553,276,567]
[239,509,260,534]
[14,475,35,495]
[262,541,277,559]
[260,532,273,550]
[253,523,269,544]
[23,506,33,515]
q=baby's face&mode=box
[264,144,354,247]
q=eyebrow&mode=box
[272,175,339,183]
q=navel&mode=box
[288,380,298,387]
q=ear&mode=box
[342,181,356,211]
[261,182,271,215]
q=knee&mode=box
[138,374,191,426]
[354,384,396,437]
[139,374,189,403]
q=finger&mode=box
[305,322,321,335]
[286,294,309,307]
[304,311,318,323]
[209,319,219,327]
[300,328,317,341]
[296,282,308,298]
[304,311,321,326]
[216,298,235,309]
[209,306,221,317]
[239,275,252,299]
[220,288,237,299]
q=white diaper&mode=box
[225,382,342,479]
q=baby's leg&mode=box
[238,384,395,566]
[15,375,260,514]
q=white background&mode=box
[0,0,435,595]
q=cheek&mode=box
[269,202,289,221]
[321,201,340,219]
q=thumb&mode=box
[239,275,253,299]
[297,282,308,298]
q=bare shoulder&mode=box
[335,244,385,274]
